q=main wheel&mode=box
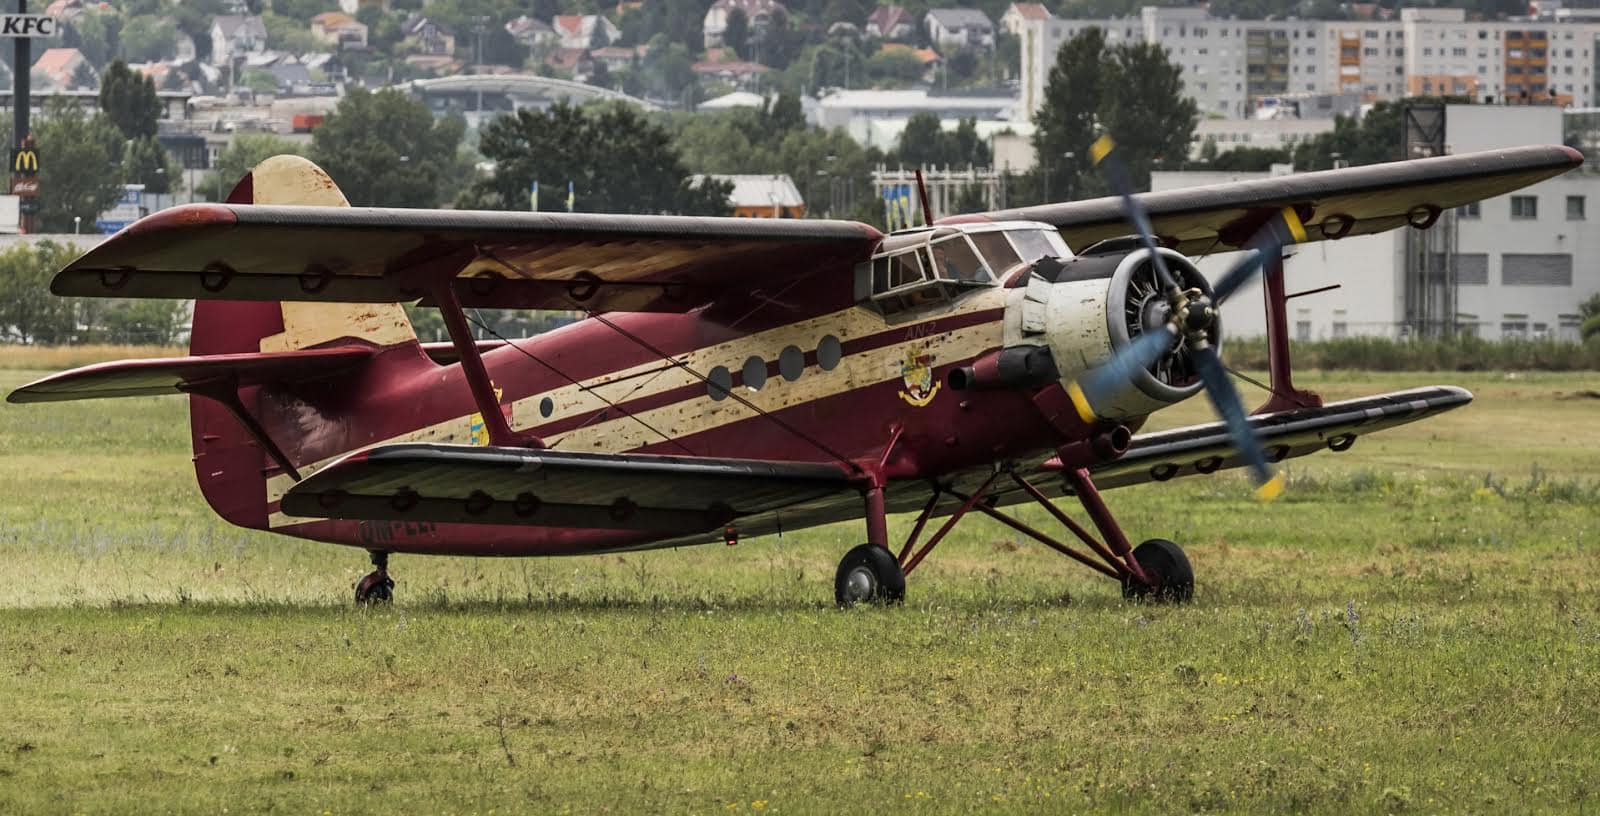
[1121,538,1194,603]
[834,544,906,607]
[355,570,394,605]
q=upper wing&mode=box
[52,205,883,314]
[957,145,1581,255]
[279,444,857,535]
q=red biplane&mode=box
[8,143,1582,605]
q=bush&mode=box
[1223,335,1600,371]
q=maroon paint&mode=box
[1254,250,1324,414]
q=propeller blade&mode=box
[1211,206,1309,304]
[1090,135,1180,296]
[1192,345,1284,502]
[1067,325,1179,424]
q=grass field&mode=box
[1,363,1598,814]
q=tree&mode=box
[461,101,731,216]
[897,112,947,168]
[1288,97,1471,172]
[0,241,82,344]
[1097,42,1197,189]
[1031,27,1105,202]
[123,136,181,195]
[1208,145,1291,172]
[1030,28,1196,198]
[36,98,126,233]
[311,88,468,208]
[724,8,750,60]
[66,12,122,69]
[200,132,307,200]
[99,60,162,140]
[1581,293,1600,343]
[119,15,180,62]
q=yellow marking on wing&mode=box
[1255,472,1286,502]
[1066,380,1097,424]
[1090,135,1115,165]
[1280,207,1307,243]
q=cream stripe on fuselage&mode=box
[266,291,1008,528]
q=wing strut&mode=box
[183,378,303,481]
[1256,248,1323,414]
[429,276,544,449]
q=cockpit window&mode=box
[969,231,1022,276]
[1008,229,1058,265]
[928,236,990,285]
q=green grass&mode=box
[1,368,1598,813]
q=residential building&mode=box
[693,174,806,218]
[703,0,786,49]
[31,47,94,91]
[1019,6,1600,123]
[554,14,621,50]
[403,16,456,57]
[691,59,772,89]
[310,12,368,49]
[926,9,996,49]
[210,15,268,66]
[866,6,916,41]
[1000,2,1051,37]
[1158,105,1598,341]
[338,0,388,12]
[506,16,558,49]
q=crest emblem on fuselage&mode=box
[898,348,940,407]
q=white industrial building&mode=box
[1020,6,1600,122]
[1156,105,1598,341]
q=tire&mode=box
[355,571,394,605]
[1121,538,1194,603]
[834,544,906,607]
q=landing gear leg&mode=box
[835,485,906,607]
[355,550,395,605]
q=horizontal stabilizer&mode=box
[1066,385,1473,487]
[6,346,373,404]
[281,444,856,533]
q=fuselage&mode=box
[211,221,1193,556]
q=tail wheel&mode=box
[355,571,394,605]
[834,544,906,608]
[1121,538,1194,603]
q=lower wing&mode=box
[274,386,1469,549]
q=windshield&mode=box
[1008,229,1058,265]
[928,236,990,284]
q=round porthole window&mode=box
[539,396,554,418]
[779,345,804,381]
[707,366,733,400]
[817,335,843,371]
[742,356,768,390]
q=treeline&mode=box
[0,241,189,345]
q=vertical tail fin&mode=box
[190,155,416,356]
[190,155,418,529]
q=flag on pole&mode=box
[566,181,575,213]
[530,180,539,212]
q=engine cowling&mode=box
[1025,243,1219,421]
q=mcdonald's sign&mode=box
[11,146,38,177]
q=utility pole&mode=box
[13,0,36,234]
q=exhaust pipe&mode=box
[948,346,1058,391]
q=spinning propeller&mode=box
[1066,136,1307,502]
